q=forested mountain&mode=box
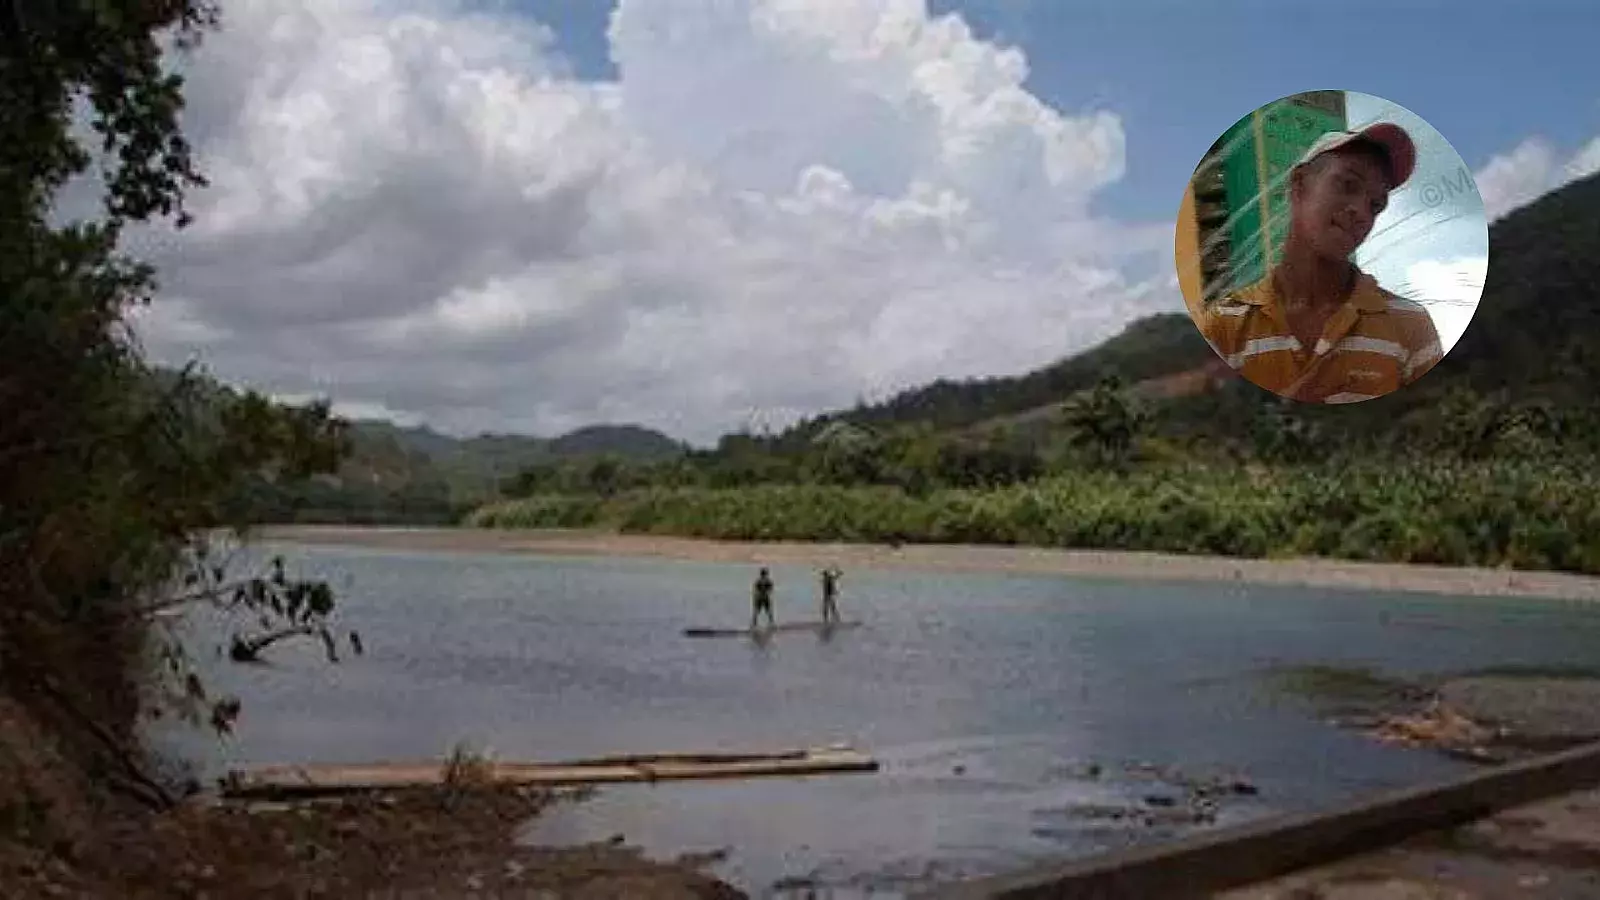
[782,170,1600,457]
[256,418,685,523]
[805,312,1216,434]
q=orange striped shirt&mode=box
[1195,269,1444,403]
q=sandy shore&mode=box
[253,525,1600,602]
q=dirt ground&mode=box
[1,785,746,899]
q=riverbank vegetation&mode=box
[468,170,1600,573]
[470,455,1600,574]
[471,396,1600,571]
[471,346,1600,575]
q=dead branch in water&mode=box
[228,625,340,664]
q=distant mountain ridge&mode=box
[217,404,686,523]
[338,418,686,502]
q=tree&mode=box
[1250,397,1325,465]
[502,462,562,497]
[879,425,943,495]
[811,421,886,485]
[1060,375,1150,469]
[1,0,350,813]
[585,455,623,496]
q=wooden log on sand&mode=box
[220,746,879,800]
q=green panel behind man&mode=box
[1218,92,1348,292]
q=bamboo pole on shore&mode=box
[220,746,878,800]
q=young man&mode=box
[750,567,776,631]
[1195,122,1444,403]
[819,566,842,624]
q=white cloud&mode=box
[1474,135,1600,221]
[116,0,1595,446]
[1569,135,1600,183]
[115,0,1174,444]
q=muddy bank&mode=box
[2,782,744,899]
[1267,665,1600,765]
[255,525,1600,602]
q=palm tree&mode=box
[1061,375,1149,469]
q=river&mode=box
[154,541,1600,897]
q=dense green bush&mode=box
[469,458,1600,575]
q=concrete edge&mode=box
[919,739,1600,900]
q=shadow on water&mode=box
[749,629,774,660]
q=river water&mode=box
[156,541,1600,897]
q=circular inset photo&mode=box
[1175,90,1487,404]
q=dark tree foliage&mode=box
[1,0,350,812]
[1058,375,1150,470]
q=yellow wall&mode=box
[1174,181,1204,320]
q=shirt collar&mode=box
[1235,267,1388,313]
[1234,267,1388,350]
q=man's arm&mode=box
[1397,304,1445,386]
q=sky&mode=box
[1345,91,1488,353]
[108,0,1600,444]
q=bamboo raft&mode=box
[220,745,879,800]
[683,620,862,638]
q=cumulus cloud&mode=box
[118,0,1175,443]
[120,0,1593,444]
[1474,135,1600,222]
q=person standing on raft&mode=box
[751,567,776,631]
[819,566,843,624]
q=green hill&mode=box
[546,425,687,461]
[795,170,1600,454]
[773,312,1215,443]
[1427,169,1600,401]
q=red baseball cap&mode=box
[1293,122,1417,190]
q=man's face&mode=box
[1289,147,1391,260]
